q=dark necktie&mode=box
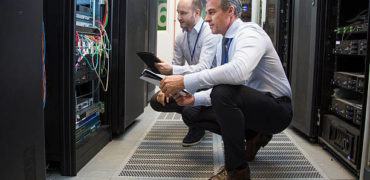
[221,37,230,65]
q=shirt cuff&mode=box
[172,65,184,75]
[193,90,212,106]
[184,73,201,94]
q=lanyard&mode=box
[189,21,205,62]
[222,38,233,65]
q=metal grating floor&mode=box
[116,112,327,179]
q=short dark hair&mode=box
[192,0,203,11]
[220,0,242,17]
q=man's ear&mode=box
[228,6,235,15]
[195,9,201,16]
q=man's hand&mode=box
[173,93,194,106]
[156,91,170,106]
[155,58,173,75]
[160,75,185,97]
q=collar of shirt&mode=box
[224,18,243,39]
[193,18,204,33]
[182,18,204,33]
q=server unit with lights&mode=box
[317,0,369,175]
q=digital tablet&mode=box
[136,51,161,73]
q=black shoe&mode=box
[182,128,205,147]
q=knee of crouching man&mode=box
[210,85,233,104]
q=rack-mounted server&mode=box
[321,115,360,166]
[335,39,367,55]
[332,72,365,93]
[330,97,362,125]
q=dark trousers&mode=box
[150,91,183,113]
[150,91,205,132]
[182,85,293,171]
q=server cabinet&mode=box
[318,0,369,175]
[0,0,46,179]
[276,0,293,78]
[360,89,370,179]
[263,0,278,47]
[290,0,322,139]
[263,0,293,77]
[123,0,149,128]
[44,0,112,175]
[44,0,155,175]
[146,0,158,103]
[240,0,252,22]
[110,0,157,133]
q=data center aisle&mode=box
[47,105,357,180]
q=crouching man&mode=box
[160,0,293,179]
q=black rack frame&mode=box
[317,0,370,175]
[1,0,46,179]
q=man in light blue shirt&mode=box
[151,0,220,147]
[160,0,293,179]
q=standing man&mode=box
[160,0,293,179]
[151,0,220,147]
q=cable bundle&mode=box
[75,3,111,92]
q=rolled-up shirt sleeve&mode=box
[184,30,267,93]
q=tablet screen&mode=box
[136,52,160,73]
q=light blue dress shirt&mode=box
[184,19,292,106]
[172,18,221,75]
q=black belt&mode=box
[276,96,291,103]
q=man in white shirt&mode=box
[160,0,293,179]
[151,0,219,147]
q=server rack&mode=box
[263,0,293,77]
[263,0,277,48]
[110,0,157,134]
[44,0,112,175]
[290,0,322,139]
[0,0,46,179]
[318,0,369,175]
[276,0,293,78]
[44,0,156,175]
[146,0,158,104]
[240,0,252,22]
[360,91,370,179]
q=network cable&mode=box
[42,20,46,109]
[75,20,111,92]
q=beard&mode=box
[180,15,196,32]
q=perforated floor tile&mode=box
[114,113,327,179]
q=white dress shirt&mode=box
[172,18,221,75]
[184,19,292,106]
